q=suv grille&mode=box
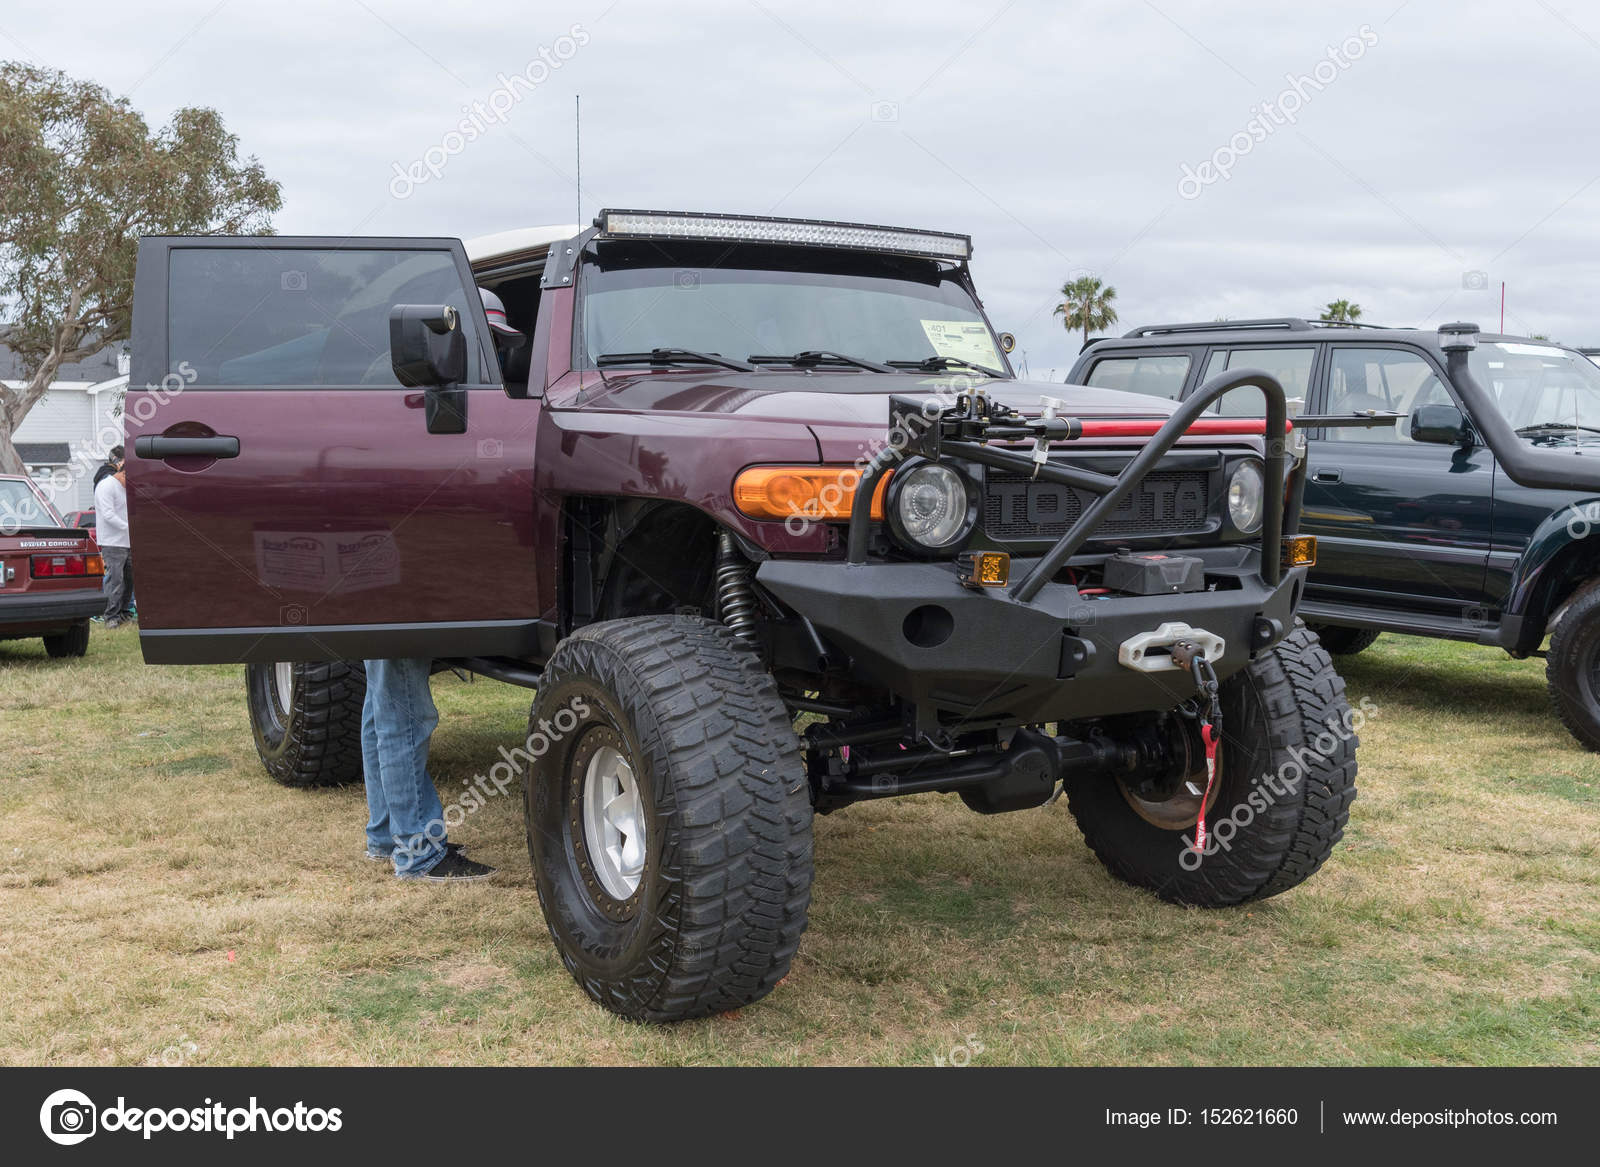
[983,468,1212,541]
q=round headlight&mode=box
[1227,460,1265,533]
[891,462,971,550]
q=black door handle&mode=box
[134,435,240,460]
[1312,468,1343,483]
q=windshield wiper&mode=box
[886,355,1006,379]
[748,350,896,373]
[596,348,755,372]
[1514,421,1600,435]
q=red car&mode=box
[0,474,103,656]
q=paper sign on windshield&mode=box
[921,320,1001,371]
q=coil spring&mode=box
[716,531,759,641]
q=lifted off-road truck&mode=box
[127,211,1376,1022]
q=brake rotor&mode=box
[1115,718,1219,831]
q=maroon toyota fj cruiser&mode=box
[125,211,1372,1021]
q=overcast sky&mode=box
[6,0,1598,375]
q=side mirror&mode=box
[390,304,467,435]
[390,304,466,386]
[997,331,1017,354]
[1410,402,1471,445]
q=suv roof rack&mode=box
[1121,317,1390,338]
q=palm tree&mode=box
[1322,299,1363,323]
[1055,275,1119,343]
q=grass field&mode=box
[1,623,1596,1066]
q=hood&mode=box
[558,369,1177,427]
[1520,431,1600,452]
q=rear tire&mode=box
[245,661,367,787]
[1546,581,1600,752]
[526,616,813,1022]
[43,620,90,658]
[1307,623,1381,656]
[1067,623,1358,906]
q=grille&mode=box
[983,468,1212,541]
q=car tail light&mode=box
[733,466,892,523]
[31,553,104,578]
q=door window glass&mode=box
[1202,347,1313,417]
[1326,348,1448,442]
[168,248,480,387]
[1082,354,1191,402]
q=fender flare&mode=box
[1502,497,1600,652]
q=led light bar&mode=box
[598,209,972,261]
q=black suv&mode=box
[1070,318,1600,750]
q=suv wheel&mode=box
[245,661,367,786]
[1066,623,1358,906]
[526,616,813,1022]
[1307,624,1381,657]
[1545,580,1600,751]
[43,620,90,658]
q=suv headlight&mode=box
[888,461,973,552]
[1226,459,1265,534]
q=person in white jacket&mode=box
[92,454,134,628]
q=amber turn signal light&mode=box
[733,466,891,522]
[957,550,1010,588]
[1281,535,1317,568]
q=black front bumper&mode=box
[0,586,104,630]
[758,549,1306,723]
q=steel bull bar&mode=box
[845,368,1401,592]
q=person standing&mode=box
[92,458,133,628]
[361,658,495,880]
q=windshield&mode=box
[1470,342,1600,433]
[577,244,1004,374]
[0,478,63,530]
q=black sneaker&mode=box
[366,841,467,862]
[398,850,496,882]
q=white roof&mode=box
[2,375,126,394]
[465,225,583,265]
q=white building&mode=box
[2,342,130,516]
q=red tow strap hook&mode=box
[1168,644,1223,862]
[1196,722,1220,855]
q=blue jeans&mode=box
[362,658,448,875]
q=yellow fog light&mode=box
[1282,535,1317,568]
[957,550,1010,588]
